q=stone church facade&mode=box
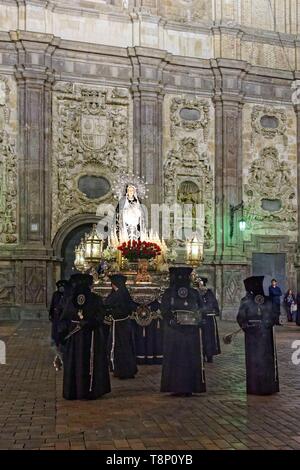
[0,0,300,319]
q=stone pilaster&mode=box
[9,32,58,317]
[293,78,300,291]
[212,59,249,318]
[16,68,53,247]
[129,48,167,204]
[212,59,247,260]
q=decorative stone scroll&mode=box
[52,82,131,238]
[170,96,210,141]
[244,146,296,230]
[251,105,287,146]
[0,76,17,244]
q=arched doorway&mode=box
[61,223,93,279]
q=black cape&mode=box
[104,287,137,379]
[60,292,111,400]
[160,287,206,394]
[237,294,279,395]
[198,288,221,361]
[49,290,64,347]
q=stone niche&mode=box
[52,82,133,240]
[163,94,215,249]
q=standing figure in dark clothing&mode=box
[160,266,206,396]
[269,278,282,325]
[104,274,137,379]
[60,274,111,400]
[49,280,68,347]
[194,276,221,363]
[296,292,300,326]
[237,276,279,395]
[132,299,163,365]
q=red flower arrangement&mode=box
[117,240,161,261]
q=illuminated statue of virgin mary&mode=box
[113,181,147,242]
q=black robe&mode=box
[49,291,64,347]
[60,292,111,400]
[237,294,279,395]
[104,287,138,379]
[160,287,206,394]
[133,300,163,365]
[198,288,221,361]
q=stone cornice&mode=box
[0,30,298,91]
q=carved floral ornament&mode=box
[52,82,130,239]
[170,96,210,140]
[0,76,17,244]
[251,105,287,146]
[163,137,213,247]
[244,146,296,230]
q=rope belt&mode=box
[110,316,130,371]
[89,331,94,392]
[272,326,278,383]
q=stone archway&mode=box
[52,214,99,279]
[61,223,93,279]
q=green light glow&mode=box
[239,220,246,232]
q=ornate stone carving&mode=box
[164,137,213,247]
[0,76,17,244]
[244,146,296,230]
[251,105,287,146]
[0,266,15,305]
[0,77,10,128]
[170,96,210,140]
[24,266,46,304]
[52,82,131,238]
[223,271,244,306]
[159,0,211,22]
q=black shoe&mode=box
[206,356,213,363]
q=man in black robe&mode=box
[60,274,111,400]
[104,274,137,379]
[49,280,67,347]
[237,276,279,395]
[194,276,221,363]
[132,299,163,365]
[160,266,206,396]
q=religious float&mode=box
[72,173,204,364]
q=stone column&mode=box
[212,59,249,318]
[11,32,57,317]
[16,68,53,247]
[129,48,167,205]
[212,59,247,259]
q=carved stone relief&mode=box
[0,265,15,305]
[223,270,244,306]
[0,75,17,244]
[251,105,287,146]
[170,97,209,140]
[164,137,213,247]
[244,146,297,230]
[24,266,46,305]
[159,0,211,22]
[52,82,131,238]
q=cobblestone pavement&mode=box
[0,320,300,450]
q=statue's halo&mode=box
[111,172,148,200]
